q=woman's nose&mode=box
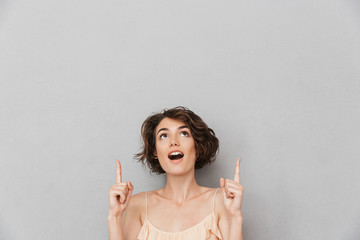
[169,137,179,146]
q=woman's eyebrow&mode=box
[157,128,168,135]
[157,125,188,135]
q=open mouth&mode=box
[168,151,184,160]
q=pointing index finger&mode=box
[234,158,241,183]
[116,160,122,184]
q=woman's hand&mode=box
[220,158,244,218]
[108,160,134,218]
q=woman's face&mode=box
[154,117,197,175]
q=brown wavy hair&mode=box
[134,106,219,174]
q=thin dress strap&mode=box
[213,188,220,212]
[145,192,148,219]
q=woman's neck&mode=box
[160,172,203,204]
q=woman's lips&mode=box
[168,151,184,160]
[169,156,184,163]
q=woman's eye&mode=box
[181,131,189,137]
[160,134,167,139]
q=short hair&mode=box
[134,106,219,174]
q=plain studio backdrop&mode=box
[0,0,360,239]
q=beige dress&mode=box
[137,188,223,240]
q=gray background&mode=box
[1,0,359,239]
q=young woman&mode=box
[108,106,244,240]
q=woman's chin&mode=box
[163,165,195,176]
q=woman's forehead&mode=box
[156,117,187,131]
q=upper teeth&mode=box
[170,152,182,156]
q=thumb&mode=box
[125,182,134,203]
[127,182,134,194]
[220,177,229,199]
[220,177,225,188]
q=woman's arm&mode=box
[108,160,134,240]
[228,216,243,240]
[218,196,244,240]
[108,214,124,240]
[107,192,143,240]
[218,158,244,240]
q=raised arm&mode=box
[108,160,134,240]
[218,158,244,240]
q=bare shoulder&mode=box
[199,186,218,194]
[123,192,146,239]
[197,186,220,200]
[214,187,227,217]
[125,191,146,223]
[201,187,225,218]
[128,191,146,207]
